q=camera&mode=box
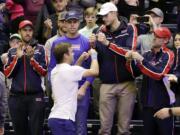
[136,16,149,23]
[29,39,38,48]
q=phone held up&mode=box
[136,16,149,23]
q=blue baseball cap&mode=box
[65,11,80,21]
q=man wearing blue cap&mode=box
[48,10,93,135]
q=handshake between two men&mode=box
[125,50,144,62]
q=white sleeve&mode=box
[69,65,87,81]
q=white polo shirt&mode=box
[48,63,86,121]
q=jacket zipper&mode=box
[114,55,119,82]
[23,55,27,95]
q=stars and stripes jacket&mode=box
[93,21,138,83]
[4,44,48,95]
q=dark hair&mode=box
[53,42,72,64]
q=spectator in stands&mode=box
[134,8,165,54]
[0,46,7,135]
[111,0,145,20]
[3,20,48,135]
[79,6,100,118]
[0,1,10,58]
[0,71,7,135]
[173,32,180,82]
[89,2,138,135]
[34,0,56,44]
[43,0,68,41]
[106,27,174,135]
[6,0,45,25]
[177,2,180,32]
[154,106,180,119]
[48,42,99,135]
[1,33,22,65]
[1,34,22,89]
[44,11,67,107]
[79,7,98,38]
[154,74,180,120]
[154,32,180,120]
[149,0,166,15]
[0,3,8,129]
[6,0,25,34]
[45,11,67,62]
[23,0,45,24]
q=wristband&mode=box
[91,52,97,60]
[168,108,173,117]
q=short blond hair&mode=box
[84,7,98,17]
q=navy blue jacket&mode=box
[93,21,138,84]
[4,45,48,94]
[107,42,175,108]
[132,47,174,108]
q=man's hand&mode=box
[77,81,90,100]
[125,50,133,61]
[16,47,24,58]
[131,51,144,62]
[26,45,34,57]
[77,85,86,100]
[76,52,90,66]
[44,18,53,30]
[144,14,157,30]
[165,74,178,83]
[0,3,5,11]
[154,108,170,119]
[97,32,109,46]
[89,34,97,48]
[129,14,139,24]
[80,52,90,61]
[0,127,4,135]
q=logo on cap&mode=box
[65,11,80,20]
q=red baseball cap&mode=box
[19,20,33,29]
[154,27,171,39]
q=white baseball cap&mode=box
[98,2,118,16]
[10,33,22,41]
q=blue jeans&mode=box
[48,118,76,135]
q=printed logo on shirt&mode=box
[71,44,80,50]
[150,59,162,66]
